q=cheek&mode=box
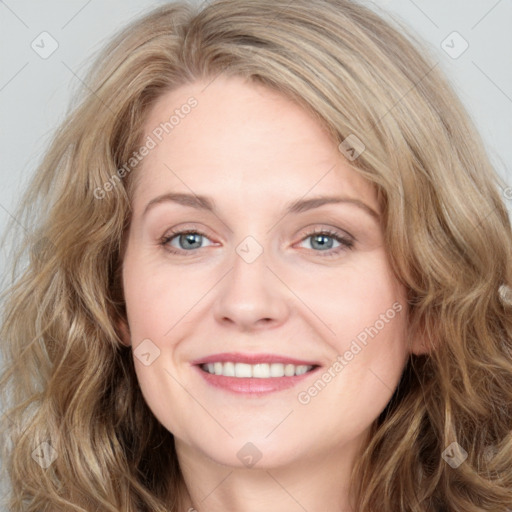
[122,251,187,338]
[294,254,409,418]
[292,252,406,348]
[297,307,408,441]
[123,253,196,438]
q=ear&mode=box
[117,317,131,347]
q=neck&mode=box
[175,435,368,512]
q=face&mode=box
[121,75,422,471]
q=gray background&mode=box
[0,0,511,499]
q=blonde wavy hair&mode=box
[1,0,512,510]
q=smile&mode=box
[200,362,315,378]
[192,353,321,394]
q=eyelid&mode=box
[160,224,215,247]
[159,223,353,243]
[297,224,355,242]
[161,223,214,239]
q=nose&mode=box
[212,242,290,332]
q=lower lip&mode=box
[195,366,320,394]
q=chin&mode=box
[192,434,304,470]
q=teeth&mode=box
[223,361,235,377]
[253,363,270,378]
[284,364,295,376]
[235,363,252,378]
[201,362,314,378]
[295,365,309,375]
[270,363,284,377]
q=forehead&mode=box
[133,75,377,214]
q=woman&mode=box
[1,0,511,510]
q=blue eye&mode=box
[160,227,354,257]
[161,230,213,253]
[297,228,354,257]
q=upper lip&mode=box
[191,352,320,366]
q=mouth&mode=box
[192,353,321,395]
[199,361,317,378]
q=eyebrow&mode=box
[143,192,380,220]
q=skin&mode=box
[120,75,427,512]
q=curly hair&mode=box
[1,0,511,510]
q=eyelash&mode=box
[159,227,354,258]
